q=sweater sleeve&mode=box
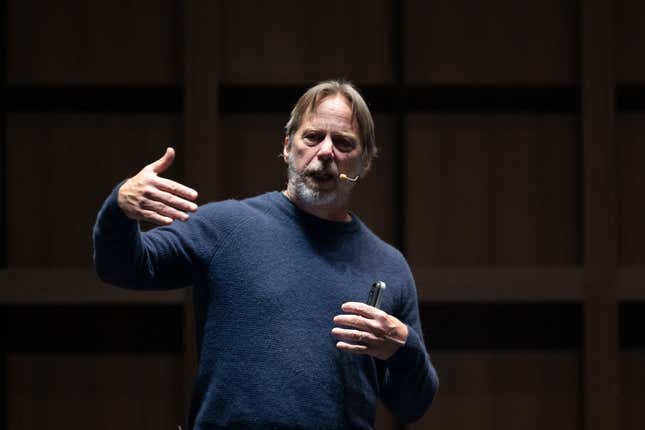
[92,181,218,290]
[379,271,439,423]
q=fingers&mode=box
[335,341,369,355]
[143,148,199,201]
[333,313,378,334]
[145,188,198,213]
[119,185,195,224]
[148,147,175,174]
[138,187,198,222]
[341,301,385,319]
[331,327,379,345]
[156,176,199,201]
[332,327,373,357]
[140,210,174,226]
[140,197,192,222]
[332,302,409,360]
[117,155,199,224]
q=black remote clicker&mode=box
[366,281,386,309]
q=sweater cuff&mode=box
[386,325,425,369]
[93,180,139,240]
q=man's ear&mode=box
[361,154,372,176]
[282,136,290,163]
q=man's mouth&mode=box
[307,171,336,182]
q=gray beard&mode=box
[286,157,338,207]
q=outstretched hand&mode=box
[332,302,409,360]
[117,147,199,225]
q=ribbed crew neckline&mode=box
[268,191,360,234]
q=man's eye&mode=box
[304,133,323,144]
[334,139,355,152]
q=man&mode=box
[93,80,438,429]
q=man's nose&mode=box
[317,135,335,160]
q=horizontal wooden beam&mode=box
[420,302,582,349]
[219,84,581,113]
[617,84,645,111]
[4,85,181,113]
[0,267,588,305]
[620,302,645,349]
[3,304,182,353]
[414,267,584,302]
[3,84,582,114]
[1,268,642,350]
[0,268,184,304]
[6,84,645,114]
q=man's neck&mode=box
[282,189,352,222]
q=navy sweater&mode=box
[93,187,438,429]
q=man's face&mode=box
[283,95,364,206]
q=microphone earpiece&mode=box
[339,173,359,182]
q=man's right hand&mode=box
[117,147,199,225]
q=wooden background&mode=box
[1,0,644,429]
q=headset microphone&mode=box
[339,173,360,182]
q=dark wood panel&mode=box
[6,114,182,267]
[616,114,645,265]
[615,0,645,84]
[5,85,182,113]
[618,268,645,300]
[580,0,619,428]
[621,350,645,430]
[2,1,10,425]
[348,114,397,246]
[406,114,580,267]
[3,305,182,353]
[7,0,178,84]
[8,353,183,430]
[420,303,582,350]
[1,98,5,271]
[220,114,398,244]
[219,115,288,200]
[408,351,581,430]
[220,0,392,84]
[405,0,578,84]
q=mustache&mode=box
[302,160,337,177]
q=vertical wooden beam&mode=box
[581,0,619,429]
[183,0,224,202]
[182,0,222,424]
[392,0,406,257]
[0,0,6,271]
[1,0,8,426]
[393,2,409,430]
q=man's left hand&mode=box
[332,302,409,360]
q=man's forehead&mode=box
[301,97,358,132]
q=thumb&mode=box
[149,147,175,174]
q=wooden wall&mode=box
[1,0,643,429]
